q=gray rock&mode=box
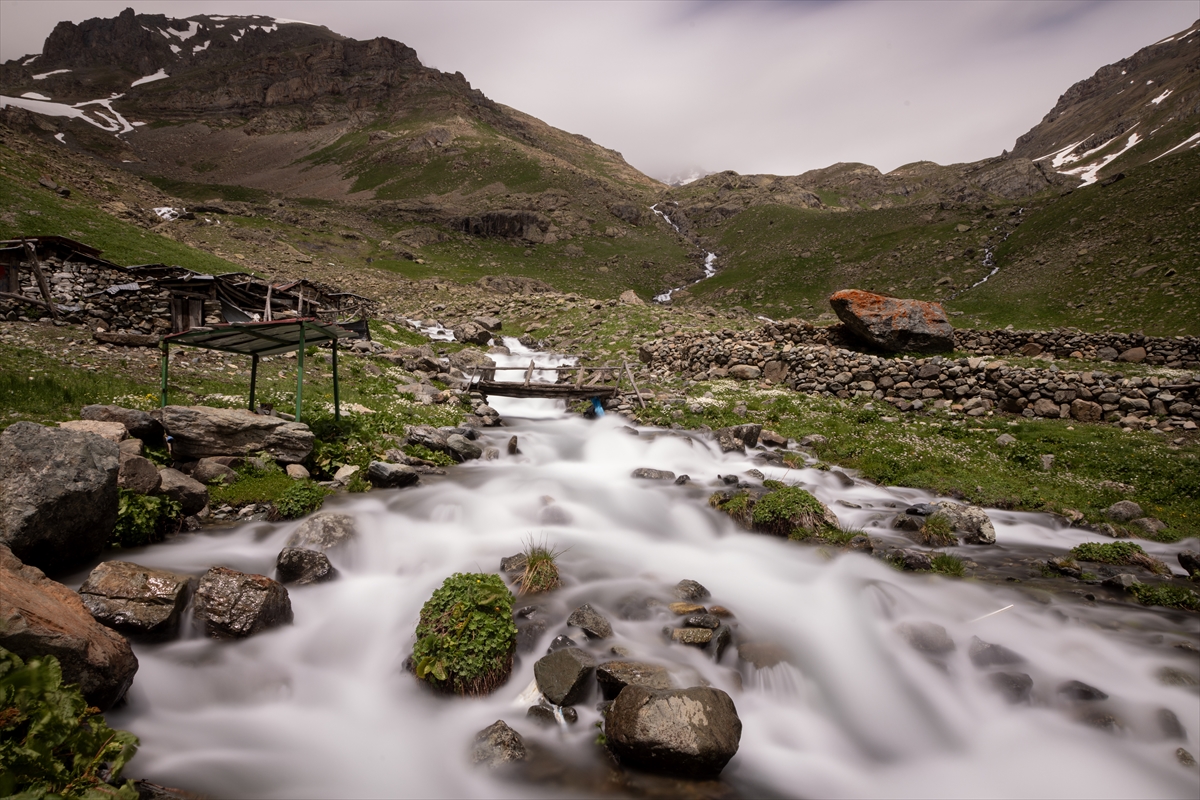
[1032,398,1061,418]
[1157,708,1187,740]
[989,672,1034,704]
[567,603,613,639]
[1070,399,1103,423]
[455,322,493,346]
[287,513,356,551]
[78,561,195,640]
[474,316,502,331]
[118,453,161,494]
[898,622,955,655]
[534,646,597,705]
[631,468,676,480]
[995,433,1017,446]
[546,634,576,652]
[713,424,761,453]
[526,704,559,726]
[472,720,527,767]
[597,660,674,700]
[728,364,761,380]
[367,461,420,488]
[668,627,713,646]
[606,685,742,778]
[1057,679,1108,701]
[158,405,314,464]
[286,464,310,480]
[193,566,293,639]
[684,613,721,630]
[275,547,338,585]
[737,641,789,669]
[191,457,238,485]
[81,404,163,442]
[673,579,711,601]
[1102,573,1139,591]
[968,636,1025,667]
[934,501,997,545]
[445,434,483,461]
[1130,517,1166,535]
[1105,500,1144,522]
[1096,347,1119,361]
[1178,550,1200,577]
[157,468,209,516]
[0,545,138,709]
[0,422,119,574]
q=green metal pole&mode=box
[332,336,340,422]
[249,353,259,412]
[160,342,169,407]
[296,325,305,422]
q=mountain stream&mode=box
[70,338,1198,799]
[651,204,718,303]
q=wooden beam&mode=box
[22,241,57,319]
[523,360,535,387]
[624,361,647,409]
[0,290,53,310]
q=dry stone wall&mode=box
[638,321,1200,431]
[2,256,174,333]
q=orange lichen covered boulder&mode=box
[828,289,955,353]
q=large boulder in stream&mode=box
[193,566,293,639]
[0,421,119,574]
[0,545,138,710]
[78,561,196,640]
[534,646,597,706]
[829,289,955,353]
[605,685,742,778]
[157,405,314,464]
[286,513,357,551]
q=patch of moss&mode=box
[403,443,457,467]
[709,490,753,528]
[412,573,516,696]
[1128,583,1200,611]
[918,513,958,547]
[1070,541,1170,575]
[752,485,827,537]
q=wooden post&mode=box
[22,240,57,319]
[249,353,259,411]
[264,284,273,322]
[332,335,340,422]
[160,342,169,407]
[523,359,535,387]
[296,324,306,422]
[574,366,586,389]
[624,361,647,409]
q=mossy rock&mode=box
[1069,541,1170,575]
[710,483,839,538]
[411,573,516,696]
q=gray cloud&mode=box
[1,0,1195,180]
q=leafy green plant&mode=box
[752,485,828,536]
[109,490,182,549]
[1069,541,1170,575]
[402,444,456,467]
[345,473,372,494]
[272,480,330,520]
[516,537,564,595]
[411,573,516,696]
[0,647,139,799]
[1128,583,1200,611]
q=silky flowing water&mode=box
[72,340,1198,798]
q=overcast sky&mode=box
[1,1,1196,180]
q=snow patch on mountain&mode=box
[32,69,70,80]
[1150,131,1200,162]
[1060,132,1142,186]
[131,69,169,87]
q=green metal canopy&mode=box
[159,318,357,422]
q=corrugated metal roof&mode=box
[161,318,355,356]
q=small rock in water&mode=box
[286,513,356,551]
[1102,573,1139,591]
[968,636,1025,667]
[673,579,711,601]
[668,601,706,616]
[275,547,337,585]
[667,627,713,646]
[500,553,527,574]
[988,672,1033,704]
[526,704,558,727]
[709,605,734,617]
[547,634,576,652]
[737,641,788,669]
[617,594,659,621]
[567,603,613,639]
[631,468,675,480]
[507,436,520,455]
[1057,679,1108,701]
[1157,708,1187,740]
[897,622,956,655]
[1178,550,1200,577]
[1156,666,1199,687]
[684,613,721,630]
[472,720,527,767]
[674,474,690,485]
[1178,748,1197,767]
[78,560,195,641]
[605,686,742,778]
[596,660,673,699]
[534,647,597,706]
[194,566,293,639]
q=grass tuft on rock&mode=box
[917,514,958,547]
[412,573,516,696]
[1069,541,1170,575]
[1128,583,1200,611]
[0,647,140,799]
[711,484,832,538]
[517,537,563,595]
[931,552,967,577]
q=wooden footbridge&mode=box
[467,361,646,407]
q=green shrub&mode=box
[752,485,828,536]
[109,490,182,549]
[402,444,456,467]
[272,480,329,520]
[1128,583,1200,611]
[1070,541,1170,575]
[412,573,516,696]
[0,647,139,799]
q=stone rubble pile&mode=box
[638,320,1200,431]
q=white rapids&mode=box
[66,339,1198,799]
[652,204,719,303]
